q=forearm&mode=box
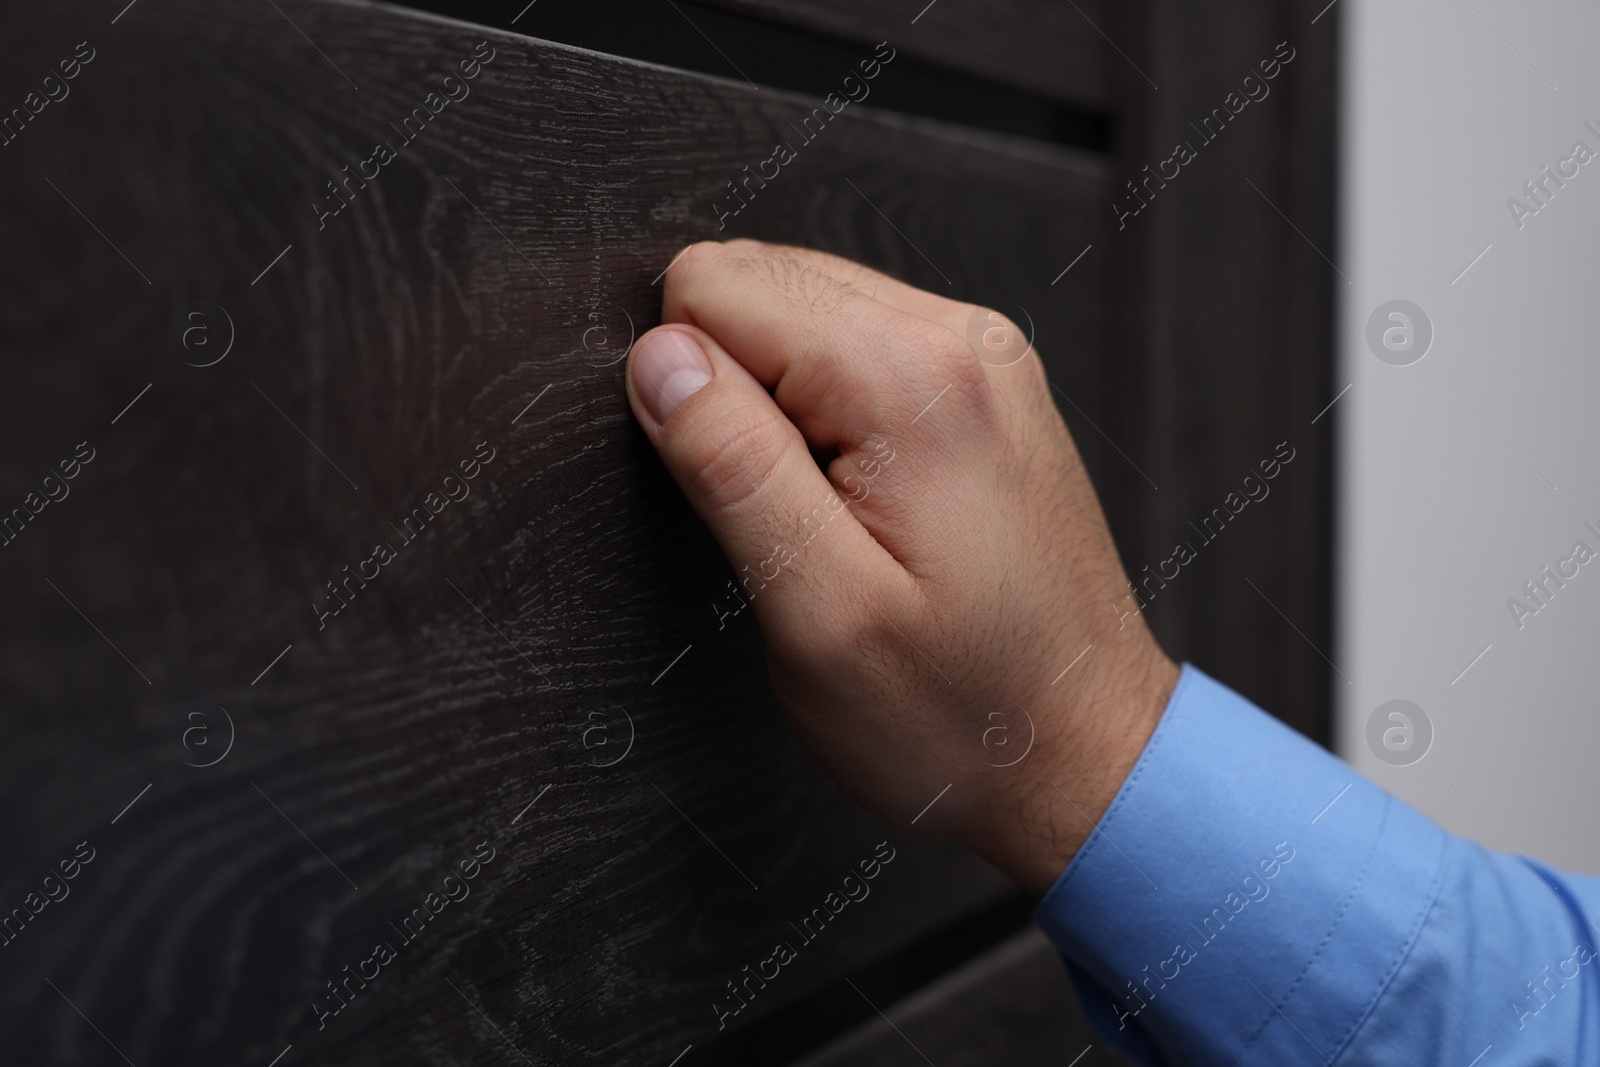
[1034,665,1600,1065]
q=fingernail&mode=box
[633,330,712,425]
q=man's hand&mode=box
[624,240,1178,895]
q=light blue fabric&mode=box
[1034,664,1600,1065]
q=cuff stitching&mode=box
[1234,795,1393,1062]
[1327,827,1454,1062]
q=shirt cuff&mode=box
[1033,664,1450,1065]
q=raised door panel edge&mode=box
[696,0,1115,107]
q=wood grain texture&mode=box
[793,929,1137,1067]
[1112,0,1338,744]
[696,0,1118,107]
[0,1,1119,1064]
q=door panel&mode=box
[0,2,1120,1063]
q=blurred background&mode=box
[1340,0,1600,873]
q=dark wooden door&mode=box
[0,1,1333,1064]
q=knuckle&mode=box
[978,307,1023,345]
[892,316,998,425]
[964,306,1035,368]
[910,316,990,385]
[814,598,912,683]
[751,251,873,314]
[670,240,727,282]
[906,314,973,365]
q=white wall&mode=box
[1340,0,1600,871]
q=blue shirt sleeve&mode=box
[1034,664,1600,1066]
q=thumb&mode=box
[625,324,898,633]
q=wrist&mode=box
[964,638,1179,896]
